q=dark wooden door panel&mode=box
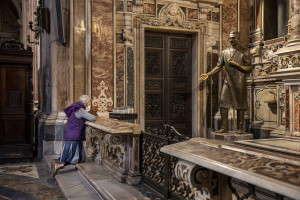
[1,115,31,144]
[0,65,29,114]
[0,48,33,147]
[145,33,192,137]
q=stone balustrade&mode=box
[161,138,300,200]
[84,116,141,185]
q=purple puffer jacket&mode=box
[64,102,86,141]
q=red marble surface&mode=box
[188,8,198,20]
[143,3,156,15]
[240,0,250,48]
[92,0,114,112]
[222,0,238,49]
[286,86,290,131]
[294,93,299,132]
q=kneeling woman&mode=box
[52,95,96,177]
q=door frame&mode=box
[136,24,206,138]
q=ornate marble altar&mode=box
[84,117,141,185]
[161,138,300,200]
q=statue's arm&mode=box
[200,53,224,80]
[229,50,252,73]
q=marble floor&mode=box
[0,161,66,200]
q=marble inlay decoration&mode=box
[236,138,300,156]
[188,8,198,20]
[279,54,300,69]
[143,3,155,15]
[92,81,113,113]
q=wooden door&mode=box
[145,33,192,137]
[0,44,33,160]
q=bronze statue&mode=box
[200,31,252,134]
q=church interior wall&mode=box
[5,0,300,158]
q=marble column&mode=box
[289,0,300,43]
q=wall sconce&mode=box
[27,0,49,45]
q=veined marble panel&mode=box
[92,0,113,113]
[116,46,125,107]
[222,0,238,49]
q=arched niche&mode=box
[0,0,21,43]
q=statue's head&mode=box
[229,31,240,47]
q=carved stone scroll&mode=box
[175,160,217,200]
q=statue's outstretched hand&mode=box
[199,74,209,81]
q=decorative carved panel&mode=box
[145,93,162,119]
[145,50,163,77]
[171,51,187,77]
[170,94,186,118]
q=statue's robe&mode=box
[207,47,252,109]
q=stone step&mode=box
[44,155,104,200]
[76,162,153,200]
[45,155,164,200]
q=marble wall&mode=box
[91,0,114,113]
[248,0,300,138]
[222,0,238,49]
[73,0,86,101]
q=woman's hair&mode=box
[78,95,91,106]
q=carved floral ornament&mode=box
[255,43,284,75]
[135,3,197,30]
[279,54,300,69]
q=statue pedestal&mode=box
[210,131,253,143]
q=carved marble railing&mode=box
[161,138,300,200]
[85,117,141,185]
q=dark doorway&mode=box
[144,32,192,137]
[0,45,33,162]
